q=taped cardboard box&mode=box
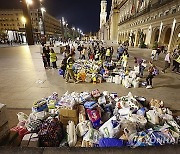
[21,133,39,147]
[0,122,10,144]
[0,103,8,127]
[59,108,78,125]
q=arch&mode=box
[150,27,159,44]
[170,24,180,49]
[163,28,171,45]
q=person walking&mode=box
[66,53,78,83]
[161,51,171,73]
[50,48,57,69]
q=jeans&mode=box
[146,74,154,86]
[139,66,145,77]
[52,62,57,68]
[172,61,179,72]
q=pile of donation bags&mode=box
[12,91,180,148]
[59,59,141,88]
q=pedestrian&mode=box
[140,59,147,77]
[106,47,111,62]
[66,53,78,84]
[117,45,124,60]
[122,50,128,71]
[45,46,51,68]
[42,53,48,69]
[172,54,180,74]
[50,48,57,69]
[146,62,158,89]
[61,57,68,78]
[161,51,171,73]
[81,47,86,60]
[151,48,157,61]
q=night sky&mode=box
[0,0,112,33]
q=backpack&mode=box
[152,67,159,76]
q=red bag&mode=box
[11,126,29,139]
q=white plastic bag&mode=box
[17,112,28,122]
[99,116,121,138]
[146,110,159,125]
[76,120,92,137]
[67,121,77,147]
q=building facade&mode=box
[99,0,180,51]
[0,9,62,43]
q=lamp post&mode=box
[21,0,34,45]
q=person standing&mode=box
[146,62,157,89]
[122,51,128,71]
[81,47,86,60]
[66,53,78,83]
[117,45,124,60]
[45,46,51,68]
[42,53,48,69]
[172,55,180,74]
[50,48,57,69]
[106,47,111,62]
[161,51,171,73]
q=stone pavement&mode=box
[0,45,179,128]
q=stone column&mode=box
[158,22,163,44]
[168,18,176,51]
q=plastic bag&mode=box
[99,116,121,138]
[83,128,103,145]
[17,112,28,122]
[67,121,77,147]
[76,120,92,137]
[86,108,102,128]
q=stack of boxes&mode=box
[0,103,10,144]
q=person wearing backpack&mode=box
[66,53,78,84]
[146,62,158,89]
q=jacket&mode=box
[66,57,74,69]
[50,53,57,62]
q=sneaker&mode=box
[65,81,69,84]
[161,71,165,74]
[146,85,152,89]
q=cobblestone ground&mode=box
[0,44,179,128]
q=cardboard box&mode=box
[21,133,39,147]
[0,122,10,143]
[0,103,8,127]
[59,108,78,125]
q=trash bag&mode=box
[38,118,64,147]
